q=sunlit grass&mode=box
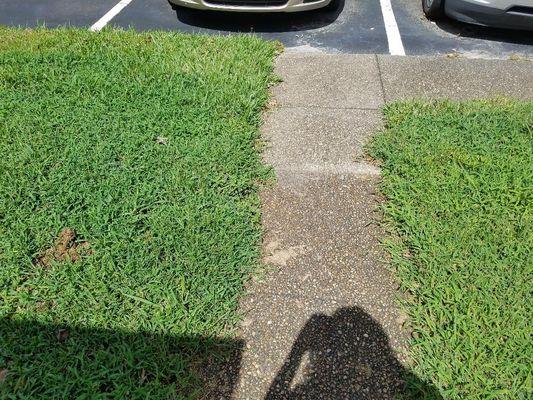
[370,99,532,399]
[0,27,278,398]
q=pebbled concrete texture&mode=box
[235,298,411,399]
[232,53,412,399]
[272,53,384,109]
[262,107,382,169]
[378,55,533,102]
[233,174,413,398]
[220,53,531,399]
[254,177,395,306]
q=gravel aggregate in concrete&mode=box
[378,55,533,101]
[235,296,414,399]
[214,53,530,399]
[273,53,384,109]
[262,107,382,171]
[231,174,412,398]
[230,53,415,399]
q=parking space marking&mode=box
[90,0,135,31]
[379,0,405,56]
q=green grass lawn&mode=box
[369,100,532,399]
[0,28,277,398]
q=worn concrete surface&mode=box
[253,178,399,307]
[227,53,532,399]
[261,107,383,179]
[233,53,406,399]
[378,55,533,102]
[272,54,384,109]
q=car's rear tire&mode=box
[422,0,445,20]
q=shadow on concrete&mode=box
[435,18,533,47]
[173,0,345,33]
[265,306,443,400]
[0,317,242,398]
[1,307,442,398]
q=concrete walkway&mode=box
[230,54,533,399]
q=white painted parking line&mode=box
[90,0,135,32]
[379,0,405,56]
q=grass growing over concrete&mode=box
[370,100,532,399]
[0,28,277,398]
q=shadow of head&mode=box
[266,306,443,400]
[0,318,242,398]
[172,0,345,33]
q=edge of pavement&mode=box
[226,53,532,398]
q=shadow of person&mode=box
[265,306,443,400]
[173,0,345,33]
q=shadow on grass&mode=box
[0,318,242,398]
[1,307,442,399]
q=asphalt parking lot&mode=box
[0,0,531,58]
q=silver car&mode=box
[422,0,533,30]
[168,0,337,12]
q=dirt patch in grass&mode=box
[35,228,91,268]
[0,27,277,398]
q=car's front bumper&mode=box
[169,0,332,12]
[445,0,533,30]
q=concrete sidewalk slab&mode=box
[230,53,531,399]
[249,177,403,320]
[270,163,381,192]
[235,295,408,399]
[262,107,382,172]
[273,53,384,109]
[378,56,533,101]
